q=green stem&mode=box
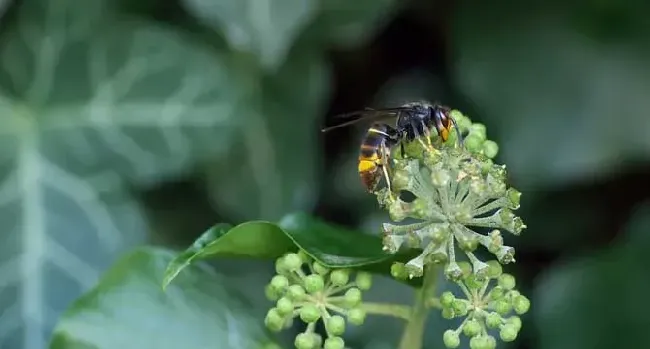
[361,302,411,320]
[397,265,439,349]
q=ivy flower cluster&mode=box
[377,110,526,279]
[438,261,530,349]
[375,110,529,348]
[264,251,372,349]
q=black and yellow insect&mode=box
[321,101,463,193]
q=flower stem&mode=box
[397,265,439,349]
[361,302,411,320]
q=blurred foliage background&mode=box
[0,0,649,348]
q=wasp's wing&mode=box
[321,107,409,132]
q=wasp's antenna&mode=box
[450,117,464,147]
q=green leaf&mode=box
[204,48,329,222]
[163,212,420,289]
[51,247,275,349]
[181,0,318,70]
[308,0,400,48]
[0,0,244,346]
[533,203,650,349]
[451,0,650,188]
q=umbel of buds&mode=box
[377,110,526,280]
[439,261,530,349]
[264,251,372,349]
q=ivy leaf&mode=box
[50,247,275,349]
[204,49,329,222]
[451,0,650,188]
[308,0,400,48]
[0,0,243,347]
[163,212,420,289]
[181,0,318,71]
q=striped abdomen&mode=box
[357,124,391,192]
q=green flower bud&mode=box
[294,333,315,349]
[276,297,294,315]
[485,312,502,328]
[463,319,482,337]
[507,316,522,331]
[275,257,288,275]
[452,299,469,316]
[441,307,456,319]
[304,274,325,294]
[355,272,373,290]
[326,315,346,336]
[265,284,280,301]
[324,336,345,349]
[464,134,483,153]
[498,274,516,290]
[482,140,499,159]
[297,250,311,263]
[500,324,518,342]
[299,304,321,323]
[264,308,284,332]
[312,262,330,275]
[343,287,362,307]
[470,124,487,141]
[469,335,482,349]
[513,295,531,314]
[486,260,502,279]
[440,291,455,307]
[465,274,487,290]
[484,335,497,349]
[391,262,408,280]
[443,329,461,348]
[287,284,306,301]
[347,307,366,325]
[493,299,512,315]
[330,269,350,287]
[270,275,289,292]
[283,253,303,271]
[489,286,505,300]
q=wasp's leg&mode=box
[380,164,393,193]
[421,126,435,150]
[379,142,395,194]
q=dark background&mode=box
[0,0,649,348]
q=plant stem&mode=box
[361,302,411,320]
[397,265,439,349]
